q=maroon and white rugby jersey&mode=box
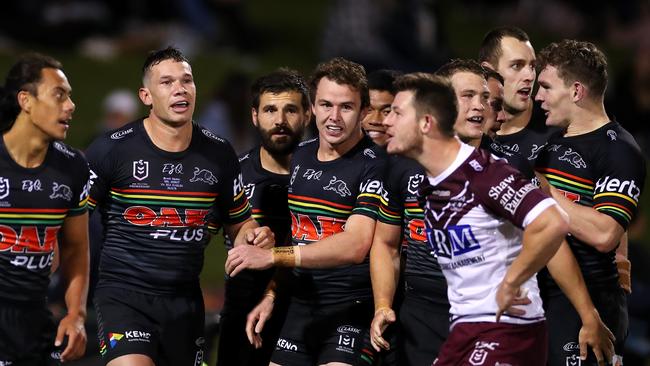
[417,143,556,327]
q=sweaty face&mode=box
[361,89,394,147]
[535,66,573,128]
[253,91,309,155]
[383,90,421,157]
[312,77,365,152]
[483,77,506,139]
[141,59,196,125]
[450,71,489,143]
[28,68,75,141]
[495,37,536,114]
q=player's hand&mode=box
[247,226,275,249]
[56,312,87,362]
[370,307,395,352]
[225,245,274,277]
[578,309,615,364]
[495,281,530,322]
[246,294,275,349]
[615,254,631,294]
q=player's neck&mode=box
[419,137,461,178]
[565,105,610,137]
[259,146,291,174]
[498,104,532,135]
[317,129,363,161]
[143,115,193,152]
[2,116,50,168]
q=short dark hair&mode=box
[537,39,608,97]
[394,73,458,138]
[435,59,488,80]
[0,53,63,132]
[309,57,369,109]
[142,46,189,83]
[367,69,402,95]
[478,26,530,67]
[251,68,310,112]
[485,69,504,85]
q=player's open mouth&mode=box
[326,125,343,132]
[171,101,190,112]
[517,87,531,97]
[467,116,483,124]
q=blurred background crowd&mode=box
[2,0,649,364]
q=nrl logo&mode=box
[0,177,9,200]
[133,160,149,181]
[407,174,425,195]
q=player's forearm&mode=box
[370,239,400,310]
[229,218,259,247]
[547,241,598,322]
[61,242,89,319]
[551,189,622,252]
[298,230,373,268]
[504,208,567,288]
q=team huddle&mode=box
[0,25,646,366]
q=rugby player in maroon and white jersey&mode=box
[382,72,568,365]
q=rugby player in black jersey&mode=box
[479,26,554,162]
[0,54,89,364]
[226,57,387,366]
[217,69,311,366]
[535,39,646,366]
[85,47,273,366]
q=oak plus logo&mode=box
[132,160,149,181]
[0,177,9,200]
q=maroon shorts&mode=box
[433,321,547,366]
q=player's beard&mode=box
[258,124,304,156]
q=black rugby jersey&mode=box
[288,136,387,305]
[480,135,535,180]
[223,147,291,306]
[85,119,251,295]
[535,122,646,291]
[378,155,447,303]
[0,139,89,302]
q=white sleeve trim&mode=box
[522,198,557,228]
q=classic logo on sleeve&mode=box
[110,127,134,140]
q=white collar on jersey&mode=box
[426,142,475,186]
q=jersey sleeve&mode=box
[377,163,404,226]
[352,149,389,220]
[84,136,114,213]
[474,158,553,229]
[67,152,91,217]
[592,143,646,229]
[214,142,252,226]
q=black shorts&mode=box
[271,299,376,366]
[545,286,628,366]
[94,287,205,366]
[0,300,62,365]
[216,295,289,366]
[398,294,449,366]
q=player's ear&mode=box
[420,114,433,134]
[17,90,33,113]
[251,107,259,127]
[481,61,496,71]
[139,87,152,106]
[572,81,585,102]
